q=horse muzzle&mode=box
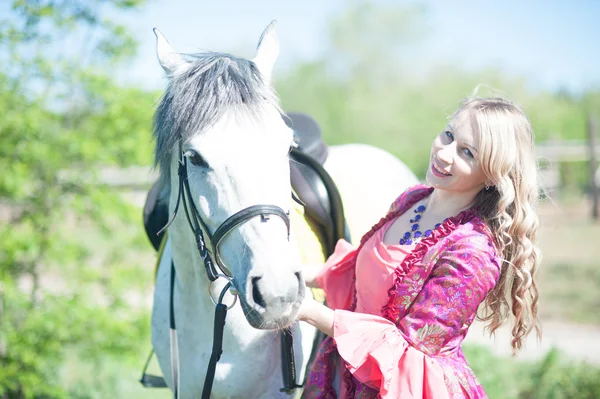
[239,271,305,330]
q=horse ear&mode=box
[252,20,279,83]
[153,28,188,75]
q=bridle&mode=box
[150,143,300,399]
[165,147,291,281]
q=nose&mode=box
[437,143,455,164]
[249,272,303,313]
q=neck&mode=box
[425,187,480,220]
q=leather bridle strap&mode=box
[201,300,229,399]
[179,156,221,281]
[212,204,291,267]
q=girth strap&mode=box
[169,262,180,398]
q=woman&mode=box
[298,97,541,398]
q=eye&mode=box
[185,150,209,168]
[288,141,298,155]
[463,148,474,158]
[444,131,454,142]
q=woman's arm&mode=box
[298,295,334,336]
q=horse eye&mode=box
[187,150,209,168]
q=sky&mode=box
[111,0,600,94]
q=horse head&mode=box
[152,22,304,330]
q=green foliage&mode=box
[464,345,528,399]
[0,0,156,397]
[464,345,600,399]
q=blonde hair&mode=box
[453,97,542,353]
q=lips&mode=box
[431,161,452,177]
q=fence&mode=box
[102,115,600,220]
[536,115,599,220]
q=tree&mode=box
[0,1,158,397]
[277,0,599,180]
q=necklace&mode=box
[398,204,445,245]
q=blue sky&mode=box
[5,0,599,93]
[113,0,599,94]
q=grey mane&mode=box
[152,52,281,197]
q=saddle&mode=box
[285,112,350,254]
[143,112,349,255]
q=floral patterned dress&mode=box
[302,185,500,399]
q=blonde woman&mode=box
[298,97,541,398]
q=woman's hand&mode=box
[298,294,334,337]
[301,263,324,289]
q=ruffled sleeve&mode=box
[331,230,500,398]
[314,239,357,310]
[334,311,449,398]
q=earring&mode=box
[485,185,491,191]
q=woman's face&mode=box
[426,109,487,196]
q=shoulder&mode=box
[445,217,498,261]
[437,217,501,286]
[388,184,433,214]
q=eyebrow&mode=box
[447,124,479,154]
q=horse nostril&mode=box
[295,272,304,296]
[252,277,266,308]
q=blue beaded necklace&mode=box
[399,204,445,245]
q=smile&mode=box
[431,162,452,177]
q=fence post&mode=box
[589,114,598,220]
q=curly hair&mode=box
[452,97,542,354]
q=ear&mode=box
[252,20,279,83]
[153,28,188,75]
[484,181,496,191]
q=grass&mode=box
[60,343,600,399]
[61,348,171,399]
[464,344,600,399]
[536,196,600,325]
[538,262,600,324]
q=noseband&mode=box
[147,145,299,399]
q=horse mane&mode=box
[152,52,281,198]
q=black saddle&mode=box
[284,112,349,255]
[143,112,349,255]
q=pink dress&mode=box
[302,185,500,399]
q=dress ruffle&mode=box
[381,206,478,325]
[333,310,450,399]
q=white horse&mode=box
[150,21,419,399]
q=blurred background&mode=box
[1,0,599,398]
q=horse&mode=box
[149,21,419,399]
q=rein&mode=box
[140,145,301,398]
